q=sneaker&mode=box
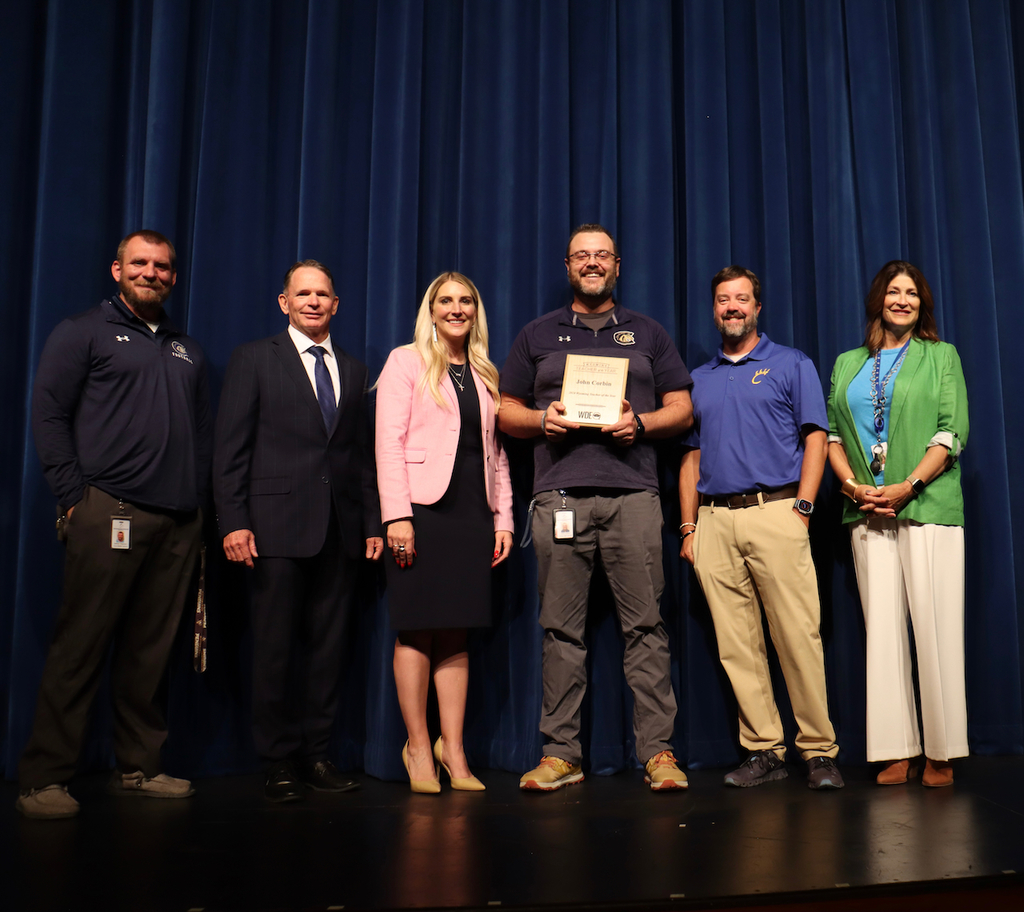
[111,770,195,798]
[724,750,788,788]
[644,750,688,791]
[15,784,80,819]
[806,756,845,790]
[519,756,584,791]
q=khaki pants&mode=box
[693,497,837,761]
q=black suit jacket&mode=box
[213,330,379,559]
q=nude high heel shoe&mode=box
[402,741,440,794]
[434,737,485,791]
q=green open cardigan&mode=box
[826,338,969,527]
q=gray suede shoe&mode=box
[110,770,195,798]
[16,784,80,819]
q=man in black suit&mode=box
[213,259,383,802]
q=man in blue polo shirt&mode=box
[499,224,692,792]
[678,265,843,790]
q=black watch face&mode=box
[795,499,814,515]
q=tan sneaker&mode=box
[16,784,80,819]
[112,770,195,798]
[519,756,584,791]
[644,750,688,791]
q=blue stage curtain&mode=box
[2,0,1022,781]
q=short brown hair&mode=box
[117,230,176,271]
[566,223,619,258]
[282,259,335,295]
[863,260,939,350]
[711,265,761,304]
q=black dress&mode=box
[386,369,495,630]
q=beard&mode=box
[119,276,172,321]
[715,310,758,339]
[569,267,617,303]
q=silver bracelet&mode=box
[540,411,547,433]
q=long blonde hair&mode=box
[401,272,501,409]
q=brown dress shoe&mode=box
[876,758,917,785]
[922,758,954,787]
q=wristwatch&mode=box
[794,499,814,516]
[634,413,646,438]
[908,477,925,497]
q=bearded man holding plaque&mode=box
[499,224,693,792]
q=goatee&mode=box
[119,279,170,322]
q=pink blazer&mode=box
[375,347,513,532]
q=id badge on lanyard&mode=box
[553,489,575,543]
[111,499,132,550]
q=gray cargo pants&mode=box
[531,489,677,765]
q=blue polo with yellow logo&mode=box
[685,334,826,495]
[501,303,691,494]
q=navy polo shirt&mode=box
[685,334,826,495]
[32,296,211,512]
[501,303,692,494]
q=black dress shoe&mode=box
[265,762,304,803]
[298,759,361,793]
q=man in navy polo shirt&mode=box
[499,224,692,792]
[18,231,209,819]
[678,265,843,790]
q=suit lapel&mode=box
[271,332,327,434]
[888,339,923,433]
[470,365,490,433]
[440,368,459,411]
[329,352,357,440]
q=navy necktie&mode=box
[307,346,337,430]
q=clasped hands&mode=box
[542,399,638,447]
[852,480,915,517]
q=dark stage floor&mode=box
[3,756,1023,912]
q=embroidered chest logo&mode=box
[613,331,636,346]
[558,335,572,343]
[752,368,770,384]
[115,335,130,342]
[171,341,194,364]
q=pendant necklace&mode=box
[869,339,911,475]
[448,362,467,392]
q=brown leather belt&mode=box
[700,485,799,509]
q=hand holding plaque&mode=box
[559,354,629,427]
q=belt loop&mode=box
[709,500,716,514]
[756,491,765,509]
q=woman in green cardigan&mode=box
[827,261,969,788]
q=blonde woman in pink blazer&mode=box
[375,272,513,793]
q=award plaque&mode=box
[559,354,629,427]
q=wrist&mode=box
[841,477,858,502]
[540,410,547,433]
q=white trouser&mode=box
[850,517,968,762]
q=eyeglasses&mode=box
[567,250,618,263]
